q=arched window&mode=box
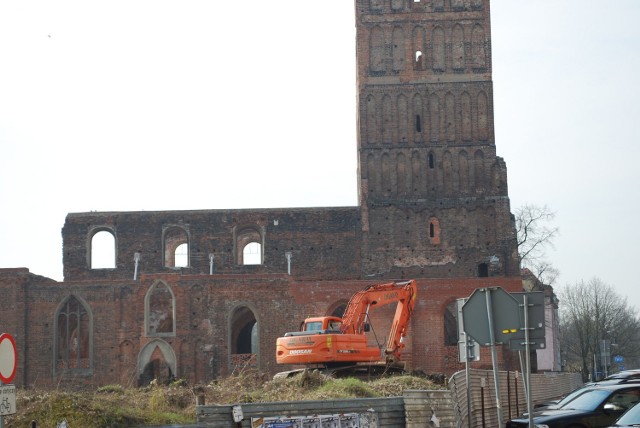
[174,243,188,268]
[145,280,176,337]
[137,339,177,386]
[54,295,93,373]
[235,226,263,265]
[243,242,262,265]
[230,306,259,370]
[163,226,189,268]
[478,263,489,277]
[472,24,487,68]
[330,303,348,318]
[444,300,458,346]
[452,24,465,69]
[91,230,116,269]
[432,27,446,71]
[428,152,435,169]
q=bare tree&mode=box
[559,278,640,381]
[515,204,559,284]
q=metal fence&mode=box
[449,369,583,427]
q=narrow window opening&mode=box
[478,263,489,277]
[416,115,422,133]
[415,50,422,62]
[444,301,458,346]
[428,217,441,245]
[428,153,435,169]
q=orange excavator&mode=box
[275,280,417,374]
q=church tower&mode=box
[355,0,520,279]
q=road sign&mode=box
[614,355,624,363]
[462,287,522,345]
[0,333,17,384]
[509,292,546,350]
[0,384,16,416]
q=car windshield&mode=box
[560,389,611,411]
[555,388,591,408]
[616,401,640,424]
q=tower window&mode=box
[416,115,422,133]
[428,153,435,169]
[428,218,441,244]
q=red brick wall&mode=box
[1,271,522,388]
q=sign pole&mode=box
[523,294,534,428]
[0,379,3,428]
[484,288,504,428]
[465,352,472,428]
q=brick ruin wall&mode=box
[0,0,525,389]
[1,268,522,389]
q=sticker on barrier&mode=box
[251,413,369,428]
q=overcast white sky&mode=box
[1,1,638,311]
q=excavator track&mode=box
[274,361,407,380]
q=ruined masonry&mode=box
[0,0,522,388]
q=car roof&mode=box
[605,369,640,379]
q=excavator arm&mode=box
[340,280,417,361]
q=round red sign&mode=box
[0,333,17,383]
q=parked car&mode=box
[506,384,640,428]
[535,370,640,410]
[595,370,640,386]
[609,399,640,427]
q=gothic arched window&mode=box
[145,280,176,337]
[54,295,93,373]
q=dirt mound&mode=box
[6,372,444,427]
